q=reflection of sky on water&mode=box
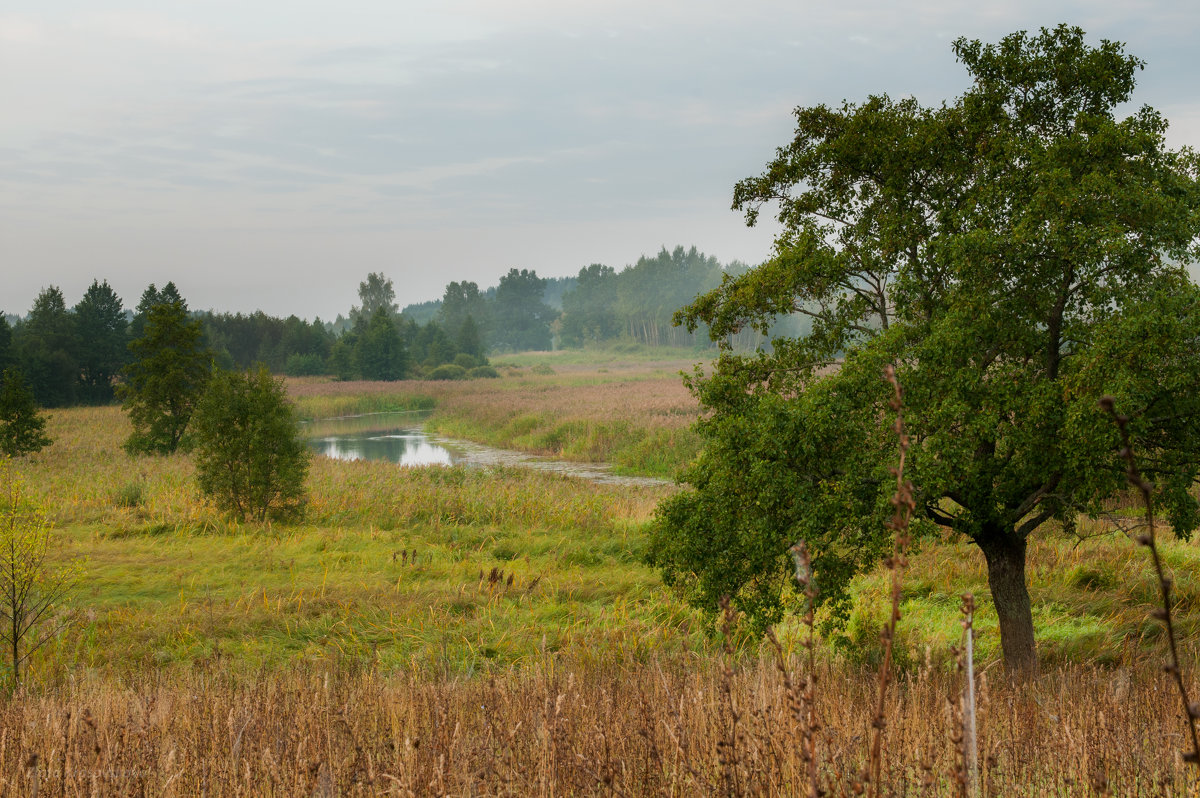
[309,432,456,467]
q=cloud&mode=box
[2,0,1199,318]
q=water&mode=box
[305,412,461,467]
[304,411,669,487]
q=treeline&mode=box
[409,245,805,353]
[3,245,804,406]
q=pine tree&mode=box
[0,369,51,457]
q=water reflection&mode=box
[305,413,459,467]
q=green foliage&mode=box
[349,272,398,326]
[560,263,620,346]
[356,309,409,381]
[285,353,327,377]
[491,269,555,352]
[17,286,78,408]
[0,459,83,688]
[0,317,11,372]
[0,369,51,457]
[120,298,212,455]
[428,364,468,381]
[72,279,128,404]
[653,25,1200,673]
[191,366,310,522]
[468,365,501,379]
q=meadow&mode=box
[4,350,1200,795]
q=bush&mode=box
[427,364,468,381]
[285,353,326,377]
[468,365,501,379]
[530,363,556,375]
[453,353,480,370]
[190,367,310,522]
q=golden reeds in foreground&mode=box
[0,657,1194,797]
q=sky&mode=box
[3,1,1199,320]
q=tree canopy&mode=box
[120,297,212,455]
[651,25,1200,676]
[191,366,310,522]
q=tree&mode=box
[0,370,51,458]
[491,268,555,351]
[191,367,310,522]
[560,264,620,346]
[356,309,409,380]
[650,26,1200,676]
[0,459,83,688]
[73,279,128,404]
[0,316,13,372]
[439,281,489,343]
[120,298,212,454]
[350,272,398,325]
[130,282,185,341]
[16,286,78,408]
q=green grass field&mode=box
[7,353,1199,689]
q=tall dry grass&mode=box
[0,656,1194,796]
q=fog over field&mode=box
[3,0,1199,318]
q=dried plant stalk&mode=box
[864,365,916,794]
[1100,395,1200,766]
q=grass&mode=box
[8,351,1200,793]
[1,656,1197,795]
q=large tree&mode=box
[350,272,398,326]
[650,26,1200,675]
[120,298,212,454]
[16,286,78,408]
[73,279,128,404]
[491,268,554,352]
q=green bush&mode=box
[530,363,555,376]
[453,353,480,370]
[468,365,501,379]
[428,364,468,381]
[190,366,310,522]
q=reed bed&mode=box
[0,656,1194,796]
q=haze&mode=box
[3,1,1199,318]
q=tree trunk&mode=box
[978,531,1038,678]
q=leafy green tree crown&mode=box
[651,25,1200,675]
[191,366,310,522]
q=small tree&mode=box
[191,366,310,522]
[120,299,211,454]
[0,369,51,458]
[0,458,82,689]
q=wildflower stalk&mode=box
[864,365,916,795]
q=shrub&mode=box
[468,365,501,379]
[453,353,481,370]
[190,367,310,522]
[428,364,468,381]
[530,363,556,376]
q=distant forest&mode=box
[2,245,806,406]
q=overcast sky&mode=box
[3,1,1199,319]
